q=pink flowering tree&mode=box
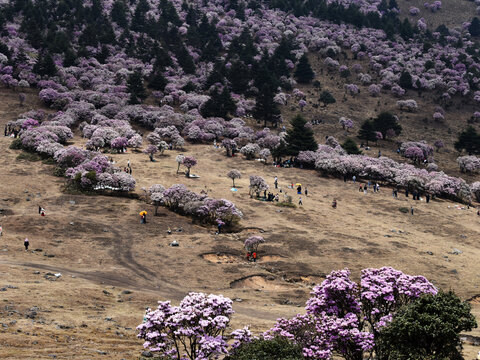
[137,292,248,360]
[265,267,437,360]
[143,145,158,160]
[175,154,185,174]
[182,156,197,177]
[127,134,143,150]
[339,117,354,131]
[222,138,237,157]
[227,169,241,188]
[457,156,480,173]
[249,175,269,198]
[404,146,425,164]
[434,140,444,152]
[111,137,128,153]
[244,236,265,253]
[149,184,165,215]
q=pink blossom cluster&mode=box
[160,184,242,225]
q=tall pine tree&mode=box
[284,115,318,156]
[127,70,147,104]
[358,120,376,145]
[253,84,280,127]
[294,54,315,83]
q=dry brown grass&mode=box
[0,80,479,360]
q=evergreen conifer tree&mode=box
[342,138,362,154]
[284,115,318,156]
[294,54,315,83]
[358,120,376,145]
[253,84,280,127]
[469,17,480,37]
[33,52,57,77]
[127,71,147,105]
[454,126,480,155]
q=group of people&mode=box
[359,182,380,194]
[4,124,19,138]
[246,251,257,262]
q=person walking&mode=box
[411,206,414,215]
[363,184,367,195]
[274,176,278,189]
[38,205,42,214]
[40,208,45,216]
[305,187,308,197]
[426,194,430,203]
[332,199,337,208]
[24,238,29,251]
[298,197,303,206]
[252,252,257,262]
[297,185,302,194]
[0,225,2,237]
[352,175,356,183]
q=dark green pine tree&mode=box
[284,115,318,156]
[253,84,281,127]
[294,54,315,83]
[398,71,412,89]
[358,120,376,146]
[319,90,336,107]
[342,138,362,155]
[227,60,250,94]
[63,48,77,67]
[111,0,129,27]
[131,0,150,32]
[175,44,196,74]
[148,70,167,91]
[201,87,236,119]
[454,126,480,155]
[33,52,57,77]
[372,111,402,138]
[469,17,480,37]
[127,71,147,105]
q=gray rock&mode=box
[102,290,111,295]
[426,251,434,255]
[121,290,132,295]
[141,351,153,358]
[26,198,30,201]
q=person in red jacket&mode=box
[252,252,257,262]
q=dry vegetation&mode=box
[0,85,479,359]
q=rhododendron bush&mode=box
[159,184,242,226]
[264,267,437,360]
[137,292,252,359]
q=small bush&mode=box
[53,166,66,177]
[17,152,41,162]
[9,139,22,149]
[275,202,297,208]
[225,337,305,360]
[399,207,409,213]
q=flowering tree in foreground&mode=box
[175,154,185,174]
[137,292,250,360]
[227,169,241,188]
[265,267,437,360]
[149,184,165,215]
[183,156,197,177]
[434,139,444,152]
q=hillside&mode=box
[0,0,479,359]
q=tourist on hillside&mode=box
[246,252,251,261]
[352,175,356,183]
[127,159,131,168]
[297,185,302,194]
[359,185,363,192]
[332,199,337,208]
[363,184,367,194]
[24,238,29,251]
[298,197,303,205]
[274,177,278,189]
[40,208,45,216]
[411,206,414,215]
[0,225,2,236]
[305,187,308,197]
[252,252,257,262]
[426,194,430,203]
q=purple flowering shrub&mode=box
[182,156,198,177]
[227,169,241,187]
[244,236,265,252]
[249,175,269,197]
[457,156,480,173]
[137,292,249,360]
[265,267,437,359]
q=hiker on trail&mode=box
[129,167,132,175]
[246,252,251,261]
[274,177,278,189]
[298,197,303,205]
[392,189,395,198]
[252,252,257,262]
[368,180,371,189]
[24,238,29,251]
[40,208,45,216]
[411,206,414,215]
[305,187,308,197]
[38,206,42,214]
[426,194,430,203]
[332,199,337,208]
[352,175,356,183]
[343,175,347,182]
[274,194,279,202]
[4,125,7,136]
[264,190,267,198]
[378,150,381,158]
[217,222,222,234]
[359,185,363,192]
[297,185,302,194]
[127,159,130,168]
[405,189,409,197]
[363,184,367,194]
